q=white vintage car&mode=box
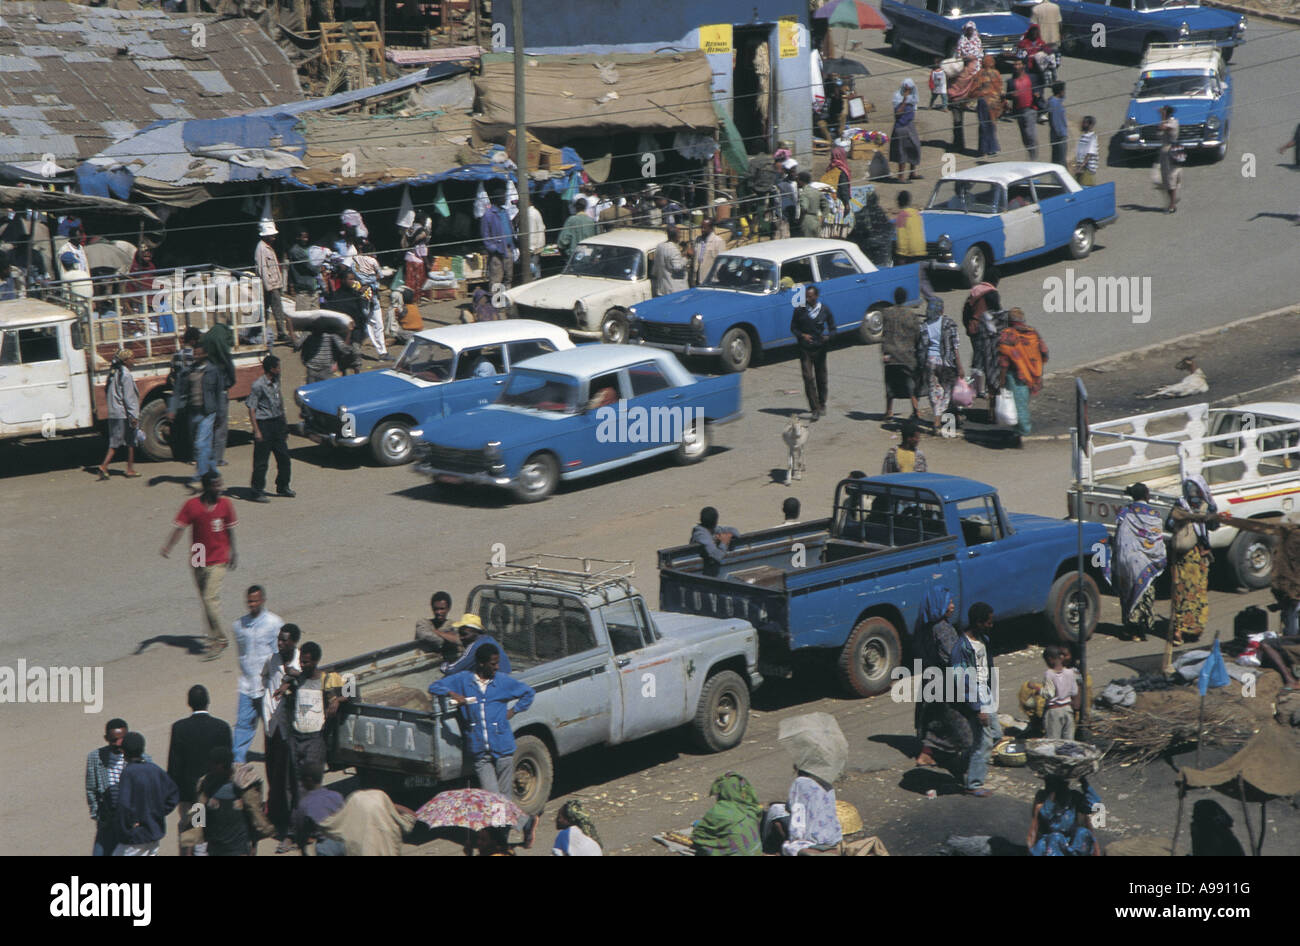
[505,228,664,344]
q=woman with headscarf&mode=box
[853,188,895,267]
[914,297,963,431]
[962,55,1004,157]
[692,772,762,856]
[1106,482,1167,641]
[955,20,983,63]
[913,587,973,769]
[963,273,1005,400]
[890,79,923,183]
[826,145,853,210]
[1166,475,1219,645]
[552,799,602,856]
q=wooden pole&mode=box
[1169,777,1186,855]
[512,0,532,284]
[1193,628,1220,768]
[1236,773,1257,857]
[1258,800,1266,856]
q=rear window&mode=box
[832,484,947,546]
[470,588,597,670]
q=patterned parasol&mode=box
[415,788,526,831]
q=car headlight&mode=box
[690,313,705,335]
[573,300,586,320]
[936,234,953,258]
[1123,116,1138,132]
[626,306,638,321]
[1205,115,1220,132]
[336,404,348,420]
[1178,20,1190,36]
[294,390,305,408]
[1235,16,1246,34]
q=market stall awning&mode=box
[1180,725,1300,798]
[473,52,718,142]
[0,185,161,224]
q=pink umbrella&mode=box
[415,788,526,831]
[813,0,890,31]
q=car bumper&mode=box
[634,339,723,357]
[414,462,514,488]
[927,258,961,272]
[1120,137,1223,150]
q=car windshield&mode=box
[944,0,1012,16]
[926,179,1005,214]
[394,338,454,381]
[1135,73,1215,98]
[702,255,779,293]
[499,369,581,413]
[1137,0,1199,8]
[563,243,645,280]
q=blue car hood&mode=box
[966,12,1030,35]
[634,287,742,325]
[421,405,567,450]
[1008,510,1107,543]
[1177,5,1240,28]
[1129,98,1214,125]
[298,370,423,413]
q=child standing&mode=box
[1074,115,1100,187]
[1042,645,1079,740]
[929,59,948,110]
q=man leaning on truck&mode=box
[168,341,223,481]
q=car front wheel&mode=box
[719,327,753,373]
[513,451,558,502]
[370,420,413,465]
[601,308,630,344]
[961,245,987,287]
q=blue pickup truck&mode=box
[1057,0,1245,61]
[921,162,1117,286]
[414,345,742,502]
[325,557,762,813]
[629,239,921,373]
[659,473,1108,697]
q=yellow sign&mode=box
[699,23,733,55]
[779,16,801,58]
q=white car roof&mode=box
[514,343,682,379]
[1140,46,1222,72]
[580,228,666,251]
[411,319,573,352]
[0,297,78,328]
[939,162,1077,187]
[1221,403,1300,423]
[716,238,860,263]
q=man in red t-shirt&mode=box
[1006,61,1038,161]
[161,472,238,660]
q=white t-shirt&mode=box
[233,609,283,696]
[553,826,602,856]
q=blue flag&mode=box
[1198,639,1230,695]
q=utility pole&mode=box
[512,0,532,284]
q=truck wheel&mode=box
[837,617,902,698]
[511,734,553,815]
[1228,528,1276,590]
[859,306,885,344]
[1046,572,1099,644]
[1068,221,1095,260]
[692,669,750,752]
[601,309,630,344]
[137,399,174,462]
[370,420,413,466]
[513,452,558,502]
[674,418,709,465]
[961,245,987,288]
[719,327,752,373]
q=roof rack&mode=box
[1142,40,1221,58]
[486,554,636,594]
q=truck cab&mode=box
[0,300,92,439]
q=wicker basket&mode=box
[1024,739,1102,780]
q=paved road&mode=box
[3,22,1298,856]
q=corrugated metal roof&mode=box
[0,1,301,162]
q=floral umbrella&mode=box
[813,0,890,30]
[415,788,526,831]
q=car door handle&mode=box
[1032,207,1042,214]
[967,550,981,558]
[494,378,506,385]
[669,393,683,400]
[58,382,69,388]
[616,657,631,668]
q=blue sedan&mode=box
[883,0,1030,63]
[1057,0,1245,60]
[920,162,1117,286]
[1120,44,1232,160]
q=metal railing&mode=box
[486,554,635,593]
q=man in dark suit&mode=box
[166,685,233,855]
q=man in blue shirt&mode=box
[114,732,179,855]
[690,506,741,578]
[1047,82,1069,167]
[480,196,515,292]
[440,613,512,676]
[429,643,534,796]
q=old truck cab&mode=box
[0,299,93,439]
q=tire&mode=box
[961,245,987,288]
[513,451,558,502]
[137,398,174,462]
[837,616,902,698]
[719,326,753,373]
[601,308,630,344]
[859,306,885,344]
[510,734,553,815]
[1212,126,1228,162]
[1046,572,1099,644]
[890,29,905,55]
[1068,221,1095,260]
[369,419,413,466]
[1221,46,1234,63]
[674,417,709,465]
[691,669,750,752]
[1228,527,1276,590]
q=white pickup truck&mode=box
[1070,402,1300,589]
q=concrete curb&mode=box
[1206,0,1300,26]
[1044,302,1300,382]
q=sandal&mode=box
[200,641,229,662]
[97,468,109,481]
[124,471,142,478]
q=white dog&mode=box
[783,416,810,485]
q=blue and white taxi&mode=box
[1120,43,1232,160]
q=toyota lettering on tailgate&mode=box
[343,716,420,755]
